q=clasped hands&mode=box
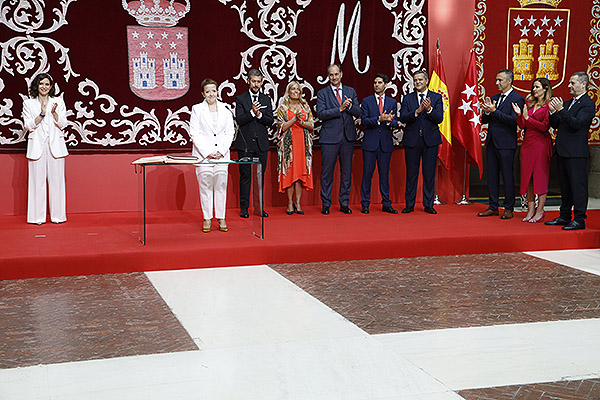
[379,109,394,122]
[251,100,265,117]
[339,96,353,112]
[548,97,563,113]
[416,97,431,114]
[207,152,224,160]
[40,101,58,118]
[481,97,496,114]
[511,102,528,120]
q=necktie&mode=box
[567,98,576,111]
[252,94,258,103]
[497,94,505,108]
[336,88,342,106]
[419,93,424,105]
[378,96,384,114]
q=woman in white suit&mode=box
[22,73,69,225]
[189,78,235,233]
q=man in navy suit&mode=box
[360,73,399,214]
[234,69,274,218]
[545,72,595,230]
[478,69,525,220]
[316,63,361,215]
[399,70,443,214]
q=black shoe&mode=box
[424,206,437,214]
[562,220,585,230]
[340,205,352,214]
[240,209,249,218]
[382,205,398,214]
[361,206,369,214]
[286,209,294,215]
[544,216,570,226]
[293,204,304,215]
[401,206,414,214]
[321,206,330,215]
[261,211,269,218]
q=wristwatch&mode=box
[39,113,45,118]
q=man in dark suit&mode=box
[545,72,595,230]
[478,69,525,220]
[399,69,443,214]
[360,73,399,214]
[316,63,361,215]
[234,69,274,218]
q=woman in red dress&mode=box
[512,77,553,223]
[277,81,314,214]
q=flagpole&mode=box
[455,148,472,205]
[433,161,445,205]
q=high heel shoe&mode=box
[202,220,211,233]
[218,219,228,232]
[529,211,545,223]
[286,205,294,215]
[522,216,533,222]
[293,203,304,215]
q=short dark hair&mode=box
[373,73,389,84]
[571,71,589,89]
[498,69,514,83]
[412,69,429,81]
[327,63,342,74]
[201,78,218,92]
[248,69,263,79]
[29,73,56,98]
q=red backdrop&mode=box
[0,0,430,152]
[474,0,600,145]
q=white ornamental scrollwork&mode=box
[164,106,191,145]
[235,43,315,107]
[588,0,600,137]
[231,0,311,43]
[389,0,425,97]
[0,98,25,144]
[0,0,80,83]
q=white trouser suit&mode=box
[189,100,235,221]
[22,97,69,224]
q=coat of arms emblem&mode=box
[123,0,190,100]
[507,0,569,92]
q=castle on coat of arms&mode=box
[131,51,187,90]
[163,52,187,89]
[512,38,559,81]
[132,52,157,89]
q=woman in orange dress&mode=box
[512,77,553,223]
[277,81,314,214]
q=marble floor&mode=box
[1,250,600,399]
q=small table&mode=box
[133,157,263,245]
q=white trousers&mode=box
[27,142,67,224]
[196,164,228,220]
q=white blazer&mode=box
[23,96,69,160]
[189,100,235,162]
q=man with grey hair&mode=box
[234,69,274,218]
[316,63,360,215]
[545,72,595,230]
[478,69,525,220]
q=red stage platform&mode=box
[1,203,598,280]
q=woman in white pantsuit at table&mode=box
[189,78,235,233]
[22,73,69,225]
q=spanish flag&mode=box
[428,41,452,170]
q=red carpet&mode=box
[1,204,599,280]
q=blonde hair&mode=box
[281,81,309,110]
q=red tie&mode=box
[378,96,384,114]
[336,88,342,106]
